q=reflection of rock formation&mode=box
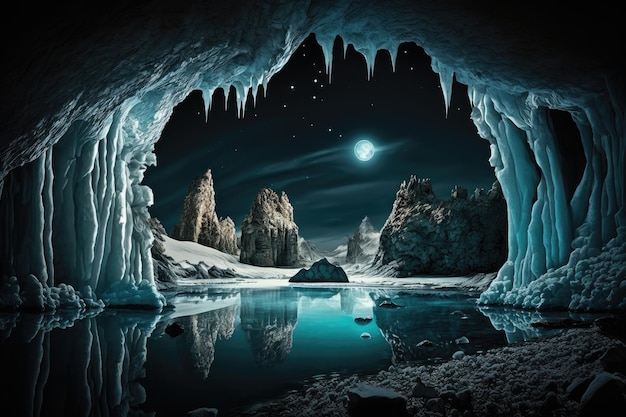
[239,288,298,366]
[373,177,507,276]
[339,288,357,315]
[171,169,238,255]
[477,306,593,344]
[1,310,158,416]
[296,287,368,316]
[239,188,299,267]
[371,291,507,364]
[176,303,238,379]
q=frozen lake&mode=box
[0,284,603,417]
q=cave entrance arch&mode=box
[0,2,624,312]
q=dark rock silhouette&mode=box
[289,258,349,283]
[373,176,507,276]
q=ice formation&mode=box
[0,1,624,311]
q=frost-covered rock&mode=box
[289,258,349,283]
[239,188,299,267]
[373,176,507,276]
[150,217,238,284]
[149,217,179,289]
[172,169,238,255]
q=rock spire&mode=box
[171,169,238,255]
[239,188,299,266]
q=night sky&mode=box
[144,33,496,251]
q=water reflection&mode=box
[0,286,606,417]
[370,290,508,363]
[176,302,239,379]
[478,305,603,343]
[0,308,158,417]
[240,288,298,366]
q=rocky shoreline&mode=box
[230,317,625,417]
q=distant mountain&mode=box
[346,216,380,264]
[298,236,326,266]
[326,216,380,270]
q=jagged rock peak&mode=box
[172,168,216,242]
[358,216,376,234]
[171,168,238,255]
[451,185,468,199]
[148,217,168,263]
[374,177,507,276]
[477,180,504,200]
[248,188,295,224]
[397,176,435,205]
[346,215,381,264]
[239,188,299,266]
[217,216,238,255]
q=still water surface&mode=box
[0,285,602,417]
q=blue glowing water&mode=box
[0,285,603,417]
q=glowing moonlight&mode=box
[354,139,375,161]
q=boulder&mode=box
[347,383,409,417]
[289,258,349,283]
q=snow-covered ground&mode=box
[162,235,480,290]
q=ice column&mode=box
[4,312,159,415]
[472,79,626,310]
[0,98,167,310]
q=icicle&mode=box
[317,35,335,84]
[226,82,243,115]
[366,49,376,80]
[467,84,476,107]
[431,57,455,118]
[262,73,269,98]
[224,84,230,113]
[230,81,247,119]
[388,46,398,73]
[252,82,260,108]
[198,85,214,122]
[250,75,260,108]
[356,47,377,81]
[342,38,349,60]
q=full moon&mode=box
[354,139,375,161]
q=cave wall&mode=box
[0,0,624,310]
